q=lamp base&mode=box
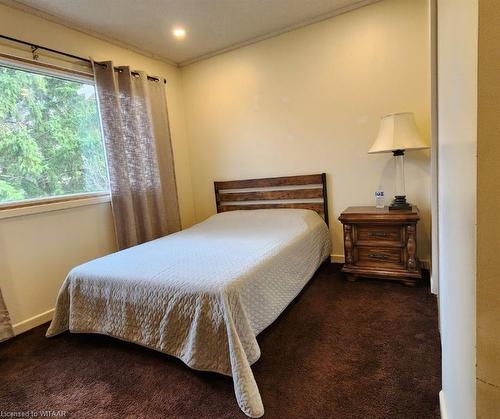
[389,195,412,211]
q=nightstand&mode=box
[338,206,422,286]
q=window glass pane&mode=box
[0,64,109,204]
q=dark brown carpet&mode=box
[0,264,440,419]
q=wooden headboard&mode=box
[214,173,329,225]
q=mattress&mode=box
[46,209,331,417]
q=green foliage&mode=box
[0,65,108,203]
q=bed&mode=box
[47,173,331,418]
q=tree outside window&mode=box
[0,64,109,204]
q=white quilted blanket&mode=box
[46,209,331,417]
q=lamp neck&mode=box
[393,150,406,198]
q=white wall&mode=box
[0,203,116,333]
[181,0,432,263]
[437,0,477,418]
[429,0,438,295]
[0,3,195,332]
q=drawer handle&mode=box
[368,253,389,261]
[369,232,389,238]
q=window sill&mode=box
[0,193,111,220]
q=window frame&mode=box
[0,54,111,214]
[0,192,111,220]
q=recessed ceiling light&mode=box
[173,27,186,39]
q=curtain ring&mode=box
[31,46,39,61]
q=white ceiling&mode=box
[12,0,376,66]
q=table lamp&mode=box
[369,112,429,210]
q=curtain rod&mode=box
[0,34,166,83]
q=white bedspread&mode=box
[46,209,331,417]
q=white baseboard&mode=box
[330,254,345,264]
[330,254,431,270]
[431,274,438,295]
[439,390,448,419]
[13,308,54,336]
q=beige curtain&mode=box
[93,61,181,249]
[0,289,14,342]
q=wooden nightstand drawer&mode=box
[356,247,404,269]
[356,224,402,245]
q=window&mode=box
[0,62,109,206]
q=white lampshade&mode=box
[369,112,429,154]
